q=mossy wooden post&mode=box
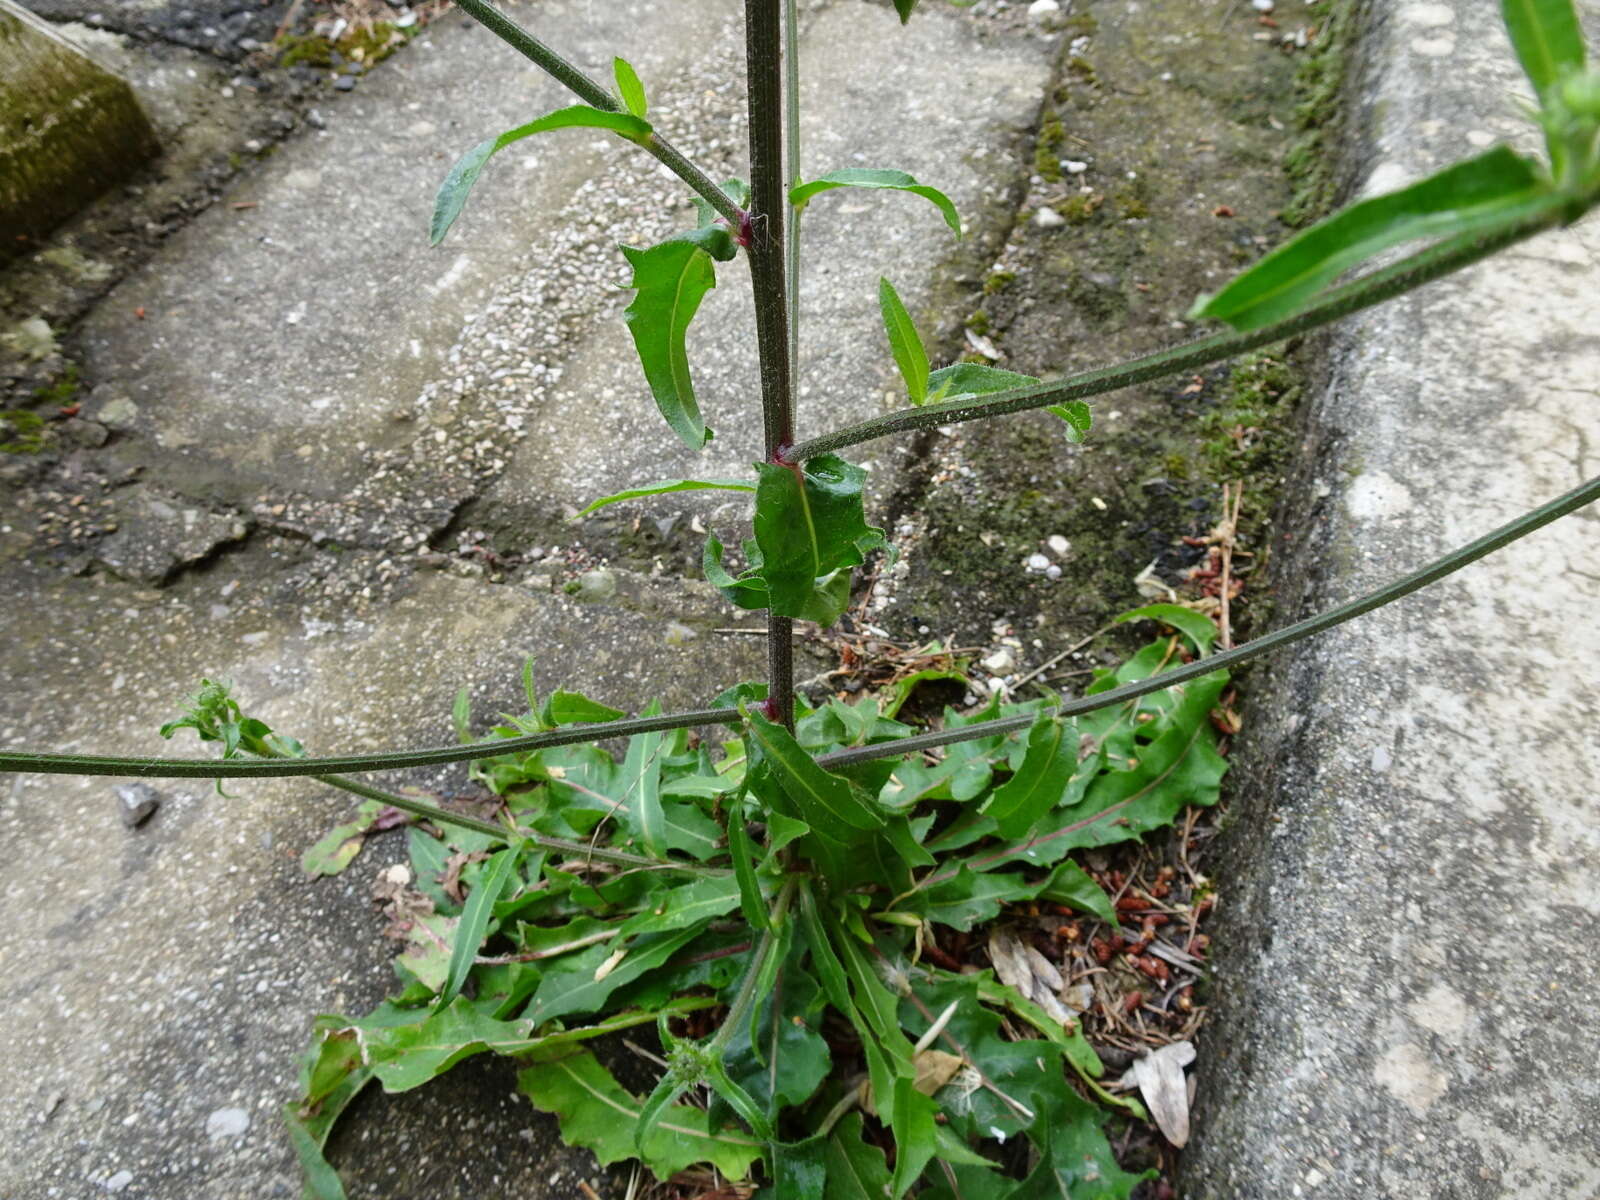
[0,0,159,263]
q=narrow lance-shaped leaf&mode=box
[573,478,754,520]
[983,714,1075,839]
[1190,146,1555,330]
[878,277,929,405]
[746,708,885,838]
[622,699,667,857]
[926,362,1038,404]
[431,106,651,245]
[789,168,961,236]
[613,55,648,117]
[893,0,920,24]
[1502,0,1586,98]
[622,226,738,450]
[437,846,518,1007]
[726,797,770,932]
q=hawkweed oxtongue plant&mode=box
[5,0,1600,1195]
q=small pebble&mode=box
[1047,534,1070,556]
[114,783,160,828]
[1045,564,1063,580]
[333,75,358,92]
[205,1106,250,1141]
[1034,205,1066,228]
[981,649,1016,674]
[1027,0,1061,17]
[1025,553,1050,572]
[104,1170,134,1192]
[1251,0,1274,10]
[1062,159,1089,174]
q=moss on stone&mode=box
[1280,0,1359,227]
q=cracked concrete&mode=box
[1181,1,1600,1196]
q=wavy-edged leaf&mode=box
[703,530,771,611]
[790,168,960,235]
[517,1048,763,1181]
[1046,400,1092,443]
[613,56,648,117]
[878,277,929,404]
[574,477,754,520]
[622,226,738,450]
[752,453,886,624]
[438,847,518,1007]
[1113,603,1216,655]
[1190,147,1553,330]
[431,107,651,244]
[1503,0,1586,97]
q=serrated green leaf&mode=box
[984,715,1074,838]
[1046,400,1093,443]
[926,362,1039,403]
[573,477,754,520]
[1190,147,1553,330]
[517,1049,763,1181]
[790,168,960,235]
[438,847,518,1007]
[431,107,652,244]
[1113,603,1217,654]
[752,453,886,625]
[613,56,648,117]
[878,277,929,404]
[1502,0,1586,98]
[746,709,885,838]
[622,226,738,450]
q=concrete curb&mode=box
[1182,1,1600,1196]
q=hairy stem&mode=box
[784,0,802,377]
[814,470,1600,767]
[276,756,715,872]
[449,0,743,225]
[0,707,739,780]
[745,0,799,728]
[787,197,1582,461]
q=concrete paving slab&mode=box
[1182,1,1600,1195]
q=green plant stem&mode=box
[814,470,1600,768]
[0,707,739,780]
[448,0,743,226]
[710,877,798,1053]
[745,0,799,730]
[786,198,1582,461]
[294,763,711,872]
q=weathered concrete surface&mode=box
[1182,1,1600,1196]
[0,1,1053,1196]
[0,0,159,262]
